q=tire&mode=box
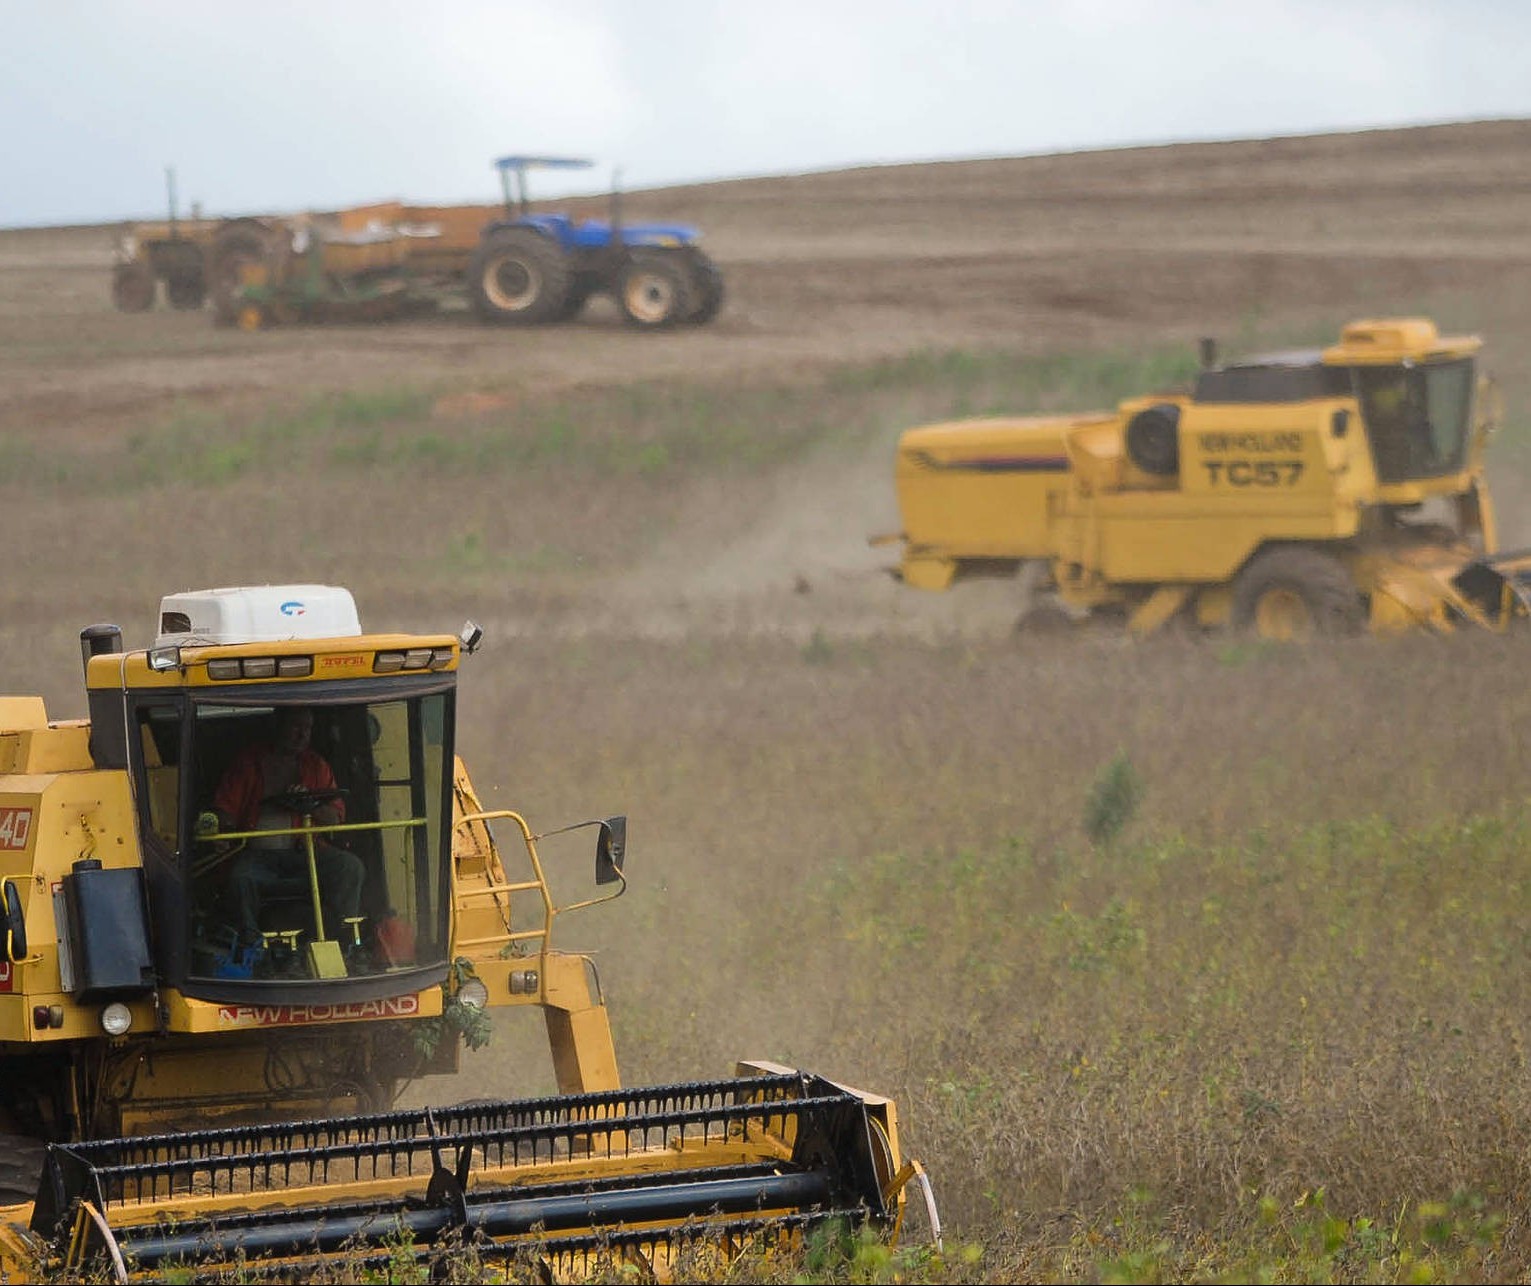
[685,253,725,325]
[617,250,694,329]
[0,1134,46,1206]
[208,222,278,327]
[111,263,156,313]
[468,229,571,325]
[550,283,592,323]
[166,274,206,311]
[1230,547,1364,641]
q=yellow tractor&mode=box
[881,318,1531,638]
[0,586,934,1280]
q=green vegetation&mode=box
[618,801,1531,1283]
[1,340,1214,495]
[16,321,1531,1283]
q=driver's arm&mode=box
[302,754,346,827]
[212,753,259,833]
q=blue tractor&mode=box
[469,156,724,328]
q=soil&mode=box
[5,117,1531,655]
[7,118,1531,439]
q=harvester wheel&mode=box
[1231,547,1363,641]
[111,263,156,313]
[0,1134,46,1204]
[618,250,694,329]
[468,228,571,325]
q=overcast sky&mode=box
[5,0,1530,228]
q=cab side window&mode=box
[135,705,183,847]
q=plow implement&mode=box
[35,1067,934,1281]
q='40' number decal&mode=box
[0,808,33,850]
[1204,459,1304,486]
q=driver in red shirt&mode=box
[212,707,364,949]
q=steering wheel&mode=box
[261,787,348,815]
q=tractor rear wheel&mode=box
[1230,547,1364,641]
[686,254,725,324]
[468,229,571,324]
[618,250,694,329]
[208,221,279,327]
[111,263,156,313]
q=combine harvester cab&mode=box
[884,317,1531,639]
[0,586,934,1281]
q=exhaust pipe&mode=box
[79,624,123,680]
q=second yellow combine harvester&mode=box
[0,586,934,1281]
[884,318,1530,638]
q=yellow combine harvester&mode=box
[0,586,934,1280]
[882,318,1531,638]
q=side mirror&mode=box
[2,879,27,964]
[1331,408,1350,438]
[595,816,627,886]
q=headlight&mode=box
[100,1003,132,1036]
[457,979,489,1010]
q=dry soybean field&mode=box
[7,118,1531,1282]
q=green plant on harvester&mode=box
[414,958,493,1058]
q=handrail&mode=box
[454,809,553,952]
[208,817,426,844]
[453,809,626,957]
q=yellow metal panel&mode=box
[0,698,47,733]
[86,633,460,690]
[0,992,158,1043]
[1127,584,1192,637]
[1180,402,1341,500]
[899,555,956,590]
[540,951,621,1094]
[1322,317,1481,365]
[161,985,442,1034]
[896,415,1076,558]
[0,725,93,775]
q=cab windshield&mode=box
[1357,358,1474,484]
[180,693,453,984]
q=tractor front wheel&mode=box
[1230,547,1364,641]
[468,229,571,325]
[618,251,694,329]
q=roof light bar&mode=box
[206,656,316,681]
[374,649,441,673]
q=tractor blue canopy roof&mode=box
[493,156,595,173]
